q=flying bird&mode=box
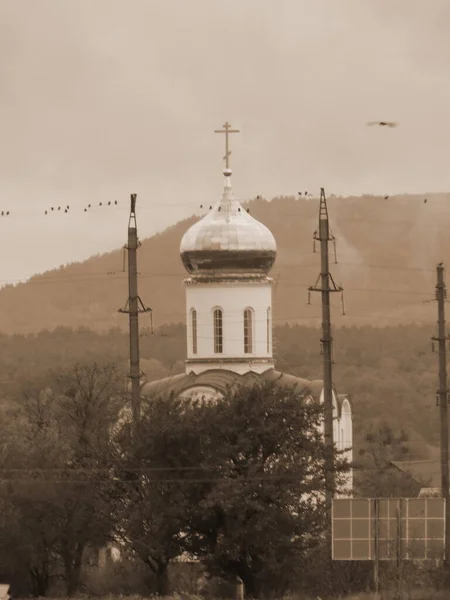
[367,121,398,128]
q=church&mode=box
[140,161,354,491]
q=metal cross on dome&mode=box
[214,121,240,169]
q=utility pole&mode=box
[432,262,450,564]
[308,188,343,556]
[119,194,151,440]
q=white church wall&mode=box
[185,279,273,364]
[318,388,339,440]
[340,398,353,493]
[317,389,353,496]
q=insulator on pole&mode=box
[333,238,338,264]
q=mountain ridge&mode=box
[1,192,448,334]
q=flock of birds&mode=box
[5,121,430,219]
[199,203,251,213]
[44,200,119,215]
[0,201,121,218]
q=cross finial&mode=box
[214,121,240,169]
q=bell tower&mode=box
[179,125,277,375]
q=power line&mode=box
[1,256,439,289]
[0,464,340,473]
[0,474,332,485]
[1,270,437,297]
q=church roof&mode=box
[391,459,439,488]
[140,368,350,415]
[180,169,276,279]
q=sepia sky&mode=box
[1,0,450,284]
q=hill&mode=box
[0,192,448,334]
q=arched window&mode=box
[244,308,253,354]
[213,308,223,354]
[191,309,197,354]
[266,307,271,353]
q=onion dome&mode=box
[180,169,277,278]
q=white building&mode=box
[141,166,353,491]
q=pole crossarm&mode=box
[309,272,343,294]
[119,297,151,315]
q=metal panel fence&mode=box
[332,497,445,561]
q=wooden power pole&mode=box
[309,188,343,555]
[433,262,450,563]
[119,194,151,440]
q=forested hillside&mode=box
[0,192,449,334]
[0,323,439,457]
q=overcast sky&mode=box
[1,0,449,284]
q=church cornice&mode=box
[185,357,275,366]
[184,276,274,286]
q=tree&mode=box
[115,392,212,596]
[183,381,350,599]
[355,422,422,497]
[0,387,63,597]
[118,381,349,598]
[1,362,124,597]
[49,362,124,595]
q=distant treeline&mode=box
[0,322,439,452]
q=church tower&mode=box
[180,167,277,375]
